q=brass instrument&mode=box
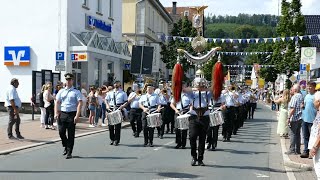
[161,88,168,95]
[142,77,155,93]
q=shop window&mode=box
[94,59,101,87]
[109,0,113,18]
[107,62,114,85]
[97,0,102,13]
[82,0,89,8]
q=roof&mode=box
[150,0,173,23]
[165,6,203,22]
[305,15,320,49]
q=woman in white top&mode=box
[81,83,88,117]
[38,85,46,128]
[94,88,104,126]
[43,82,55,130]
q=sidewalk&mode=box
[0,115,130,155]
[263,102,317,179]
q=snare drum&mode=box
[146,113,162,128]
[107,110,123,125]
[175,114,190,130]
[209,111,224,127]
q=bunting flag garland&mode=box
[217,52,272,56]
[223,65,276,68]
[157,34,320,44]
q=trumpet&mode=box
[161,88,168,95]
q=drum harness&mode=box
[145,95,157,114]
[193,91,209,117]
[108,91,124,113]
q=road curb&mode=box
[0,123,131,155]
[263,103,314,171]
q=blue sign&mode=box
[300,64,306,71]
[87,15,112,33]
[124,63,130,70]
[4,46,30,66]
[56,52,65,60]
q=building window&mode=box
[148,6,151,28]
[109,0,113,18]
[152,11,155,31]
[97,0,102,13]
[184,10,189,17]
[83,0,88,7]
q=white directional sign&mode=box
[55,51,65,71]
[299,71,308,81]
[301,47,316,64]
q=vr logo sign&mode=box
[4,46,30,66]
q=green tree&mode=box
[234,25,259,38]
[160,17,196,75]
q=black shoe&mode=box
[181,146,186,149]
[149,143,154,147]
[66,154,72,159]
[144,143,148,147]
[16,135,24,139]
[8,135,16,140]
[157,134,160,138]
[223,139,227,142]
[171,131,174,134]
[114,141,119,146]
[134,133,139,138]
[295,152,301,155]
[166,130,169,134]
[110,141,114,145]
[233,131,237,135]
[63,148,67,156]
[211,146,216,151]
[227,138,230,142]
[300,153,309,158]
[198,160,205,166]
[175,145,181,149]
[160,136,163,139]
[132,132,136,136]
[191,158,197,166]
[206,144,211,150]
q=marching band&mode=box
[100,78,258,166]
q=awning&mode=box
[70,31,131,61]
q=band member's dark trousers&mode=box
[176,129,188,147]
[142,112,155,144]
[239,105,245,128]
[245,102,250,119]
[222,107,235,139]
[249,103,257,118]
[166,108,175,133]
[109,123,121,142]
[129,108,142,135]
[7,106,21,137]
[233,107,240,134]
[189,115,209,161]
[207,125,219,147]
[58,111,76,154]
[160,107,169,136]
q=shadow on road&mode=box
[157,172,201,179]
[72,156,138,160]
[220,148,267,155]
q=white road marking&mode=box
[254,173,269,178]
[153,141,175,151]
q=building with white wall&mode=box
[0,0,130,103]
[122,0,173,81]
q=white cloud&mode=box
[160,0,320,16]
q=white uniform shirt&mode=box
[128,92,141,109]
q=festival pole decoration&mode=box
[172,5,223,102]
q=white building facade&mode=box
[0,0,130,103]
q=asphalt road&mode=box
[0,104,288,180]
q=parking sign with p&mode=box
[56,52,65,60]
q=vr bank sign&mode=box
[4,46,30,66]
[86,15,112,33]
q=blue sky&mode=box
[159,0,319,16]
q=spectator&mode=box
[94,88,103,126]
[5,78,24,139]
[300,84,307,98]
[81,83,88,117]
[39,84,46,128]
[101,86,108,126]
[274,89,289,137]
[309,91,320,178]
[44,82,55,130]
[300,81,317,158]
[87,86,97,127]
[286,84,304,155]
